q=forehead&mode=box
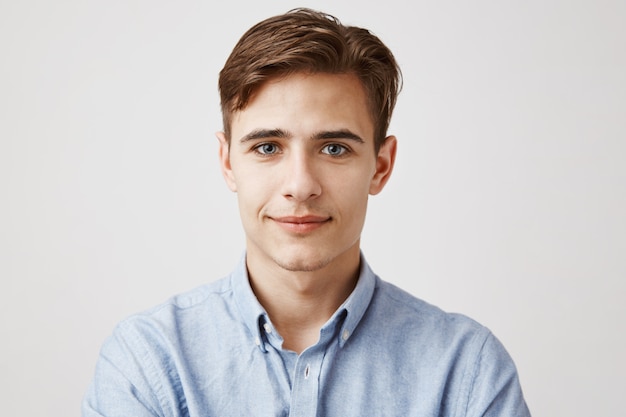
[231,72,374,140]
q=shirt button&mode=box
[342,329,350,341]
[263,323,272,334]
[304,364,311,379]
[254,337,261,346]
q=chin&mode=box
[272,252,333,272]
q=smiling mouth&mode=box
[271,215,331,233]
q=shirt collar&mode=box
[231,251,377,352]
[335,254,376,347]
[230,252,269,351]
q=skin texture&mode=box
[217,72,396,352]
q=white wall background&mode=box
[1,1,624,415]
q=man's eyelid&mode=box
[321,142,352,156]
[252,141,282,155]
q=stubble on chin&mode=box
[271,254,332,273]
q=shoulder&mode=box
[372,277,486,333]
[155,274,233,312]
[363,277,500,365]
[106,275,235,351]
[135,274,231,317]
[365,278,530,414]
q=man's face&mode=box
[217,72,395,273]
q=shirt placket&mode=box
[288,349,323,417]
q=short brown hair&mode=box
[218,8,402,151]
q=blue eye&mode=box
[256,143,278,155]
[322,143,347,156]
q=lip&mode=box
[271,215,331,233]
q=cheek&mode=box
[340,165,376,195]
[236,180,263,207]
[230,159,258,193]
[334,172,372,213]
[233,169,276,212]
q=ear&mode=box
[369,135,397,195]
[216,131,237,192]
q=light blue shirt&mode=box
[82,254,531,416]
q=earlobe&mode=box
[216,131,237,192]
[369,135,397,195]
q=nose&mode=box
[281,151,322,201]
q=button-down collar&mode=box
[231,252,377,352]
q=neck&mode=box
[246,249,360,354]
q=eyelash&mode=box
[253,143,279,156]
[321,143,349,156]
[252,142,351,157]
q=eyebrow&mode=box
[239,128,365,143]
[313,129,365,143]
[239,129,289,142]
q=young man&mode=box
[83,8,531,416]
